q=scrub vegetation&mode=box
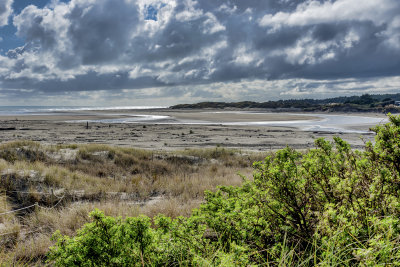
[1,114,400,266]
[0,140,261,265]
[171,93,400,113]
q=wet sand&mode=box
[0,109,387,151]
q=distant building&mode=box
[395,101,400,106]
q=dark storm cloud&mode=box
[66,0,140,65]
[129,15,224,63]
[294,21,400,79]
[1,71,167,91]
[0,0,399,99]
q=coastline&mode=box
[0,108,387,151]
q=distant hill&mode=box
[171,93,400,113]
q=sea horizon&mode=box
[0,105,168,115]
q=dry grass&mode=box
[0,140,265,265]
[0,192,22,250]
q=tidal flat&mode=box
[0,108,387,151]
[0,109,389,264]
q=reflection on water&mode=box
[69,115,170,123]
[69,111,388,134]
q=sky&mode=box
[0,0,399,106]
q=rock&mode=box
[1,169,43,182]
[91,151,109,158]
[46,148,78,162]
[1,169,15,176]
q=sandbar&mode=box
[0,109,388,151]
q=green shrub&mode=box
[48,114,400,266]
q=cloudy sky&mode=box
[0,0,399,106]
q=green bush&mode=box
[48,114,400,266]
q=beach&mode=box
[0,108,388,150]
[0,108,394,265]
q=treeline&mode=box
[49,115,400,265]
[171,93,400,112]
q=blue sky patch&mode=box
[145,5,158,21]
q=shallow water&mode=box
[73,111,387,133]
[0,106,386,133]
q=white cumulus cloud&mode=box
[0,0,13,26]
[0,0,400,104]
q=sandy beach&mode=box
[0,109,388,151]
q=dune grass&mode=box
[0,141,263,265]
[46,114,400,266]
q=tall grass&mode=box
[0,141,263,265]
[46,114,400,266]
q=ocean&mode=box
[0,106,167,116]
